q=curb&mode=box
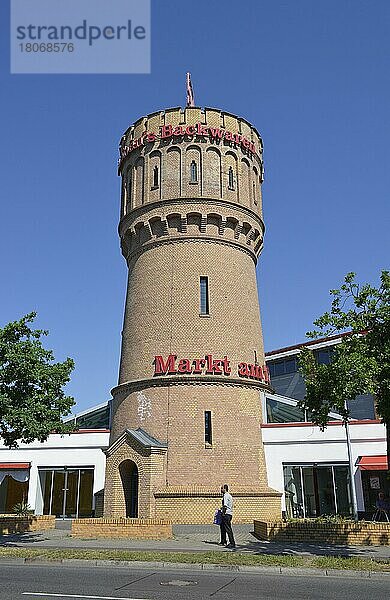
[0,557,389,578]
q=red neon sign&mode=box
[153,354,270,384]
[119,122,258,163]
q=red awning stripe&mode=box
[357,455,388,471]
[0,463,30,470]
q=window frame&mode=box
[199,276,210,316]
[152,165,159,189]
[228,166,235,190]
[204,410,212,445]
[190,160,198,184]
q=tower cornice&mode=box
[119,197,265,237]
[119,197,265,263]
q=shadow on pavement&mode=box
[0,524,388,559]
[235,531,389,558]
[0,532,50,547]
[173,525,390,558]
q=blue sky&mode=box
[1,1,389,413]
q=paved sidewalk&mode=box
[0,523,389,560]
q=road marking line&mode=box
[22,593,151,600]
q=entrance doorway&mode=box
[119,460,138,517]
[40,468,94,518]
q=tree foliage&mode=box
[298,271,390,470]
[0,313,75,448]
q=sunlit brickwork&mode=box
[103,106,281,523]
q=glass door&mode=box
[302,467,317,517]
[334,465,352,516]
[51,470,66,517]
[283,465,304,518]
[78,470,94,517]
[64,470,79,518]
[41,468,94,518]
[315,467,336,515]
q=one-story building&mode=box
[0,336,387,520]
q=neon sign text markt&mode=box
[154,354,270,384]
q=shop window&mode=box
[200,276,209,315]
[361,470,389,518]
[0,473,29,514]
[283,464,352,518]
[204,411,212,444]
[39,468,94,518]
[78,470,94,517]
[283,466,304,518]
[190,160,198,183]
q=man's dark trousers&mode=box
[220,513,235,546]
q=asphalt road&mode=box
[0,563,388,600]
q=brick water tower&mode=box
[103,101,281,523]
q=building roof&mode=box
[126,428,167,449]
[104,427,167,457]
[265,332,350,358]
[64,401,109,422]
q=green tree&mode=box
[0,312,76,448]
[298,271,390,474]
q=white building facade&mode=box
[262,399,386,518]
[263,335,388,519]
[0,337,387,519]
[0,403,109,518]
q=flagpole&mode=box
[186,72,195,107]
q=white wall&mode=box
[2,420,386,516]
[262,421,386,512]
[0,431,109,513]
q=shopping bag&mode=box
[213,508,222,525]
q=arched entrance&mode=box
[119,460,138,517]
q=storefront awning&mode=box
[358,455,388,471]
[0,464,30,485]
[0,463,30,470]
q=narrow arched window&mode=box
[153,165,159,188]
[125,172,132,212]
[228,166,234,190]
[127,172,132,195]
[252,181,256,203]
[190,160,198,183]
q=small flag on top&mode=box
[186,72,195,107]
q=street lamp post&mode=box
[344,406,359,521]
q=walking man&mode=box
[219,484,236,549]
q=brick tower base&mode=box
[154,487,282,524]
[103,429,282,524]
